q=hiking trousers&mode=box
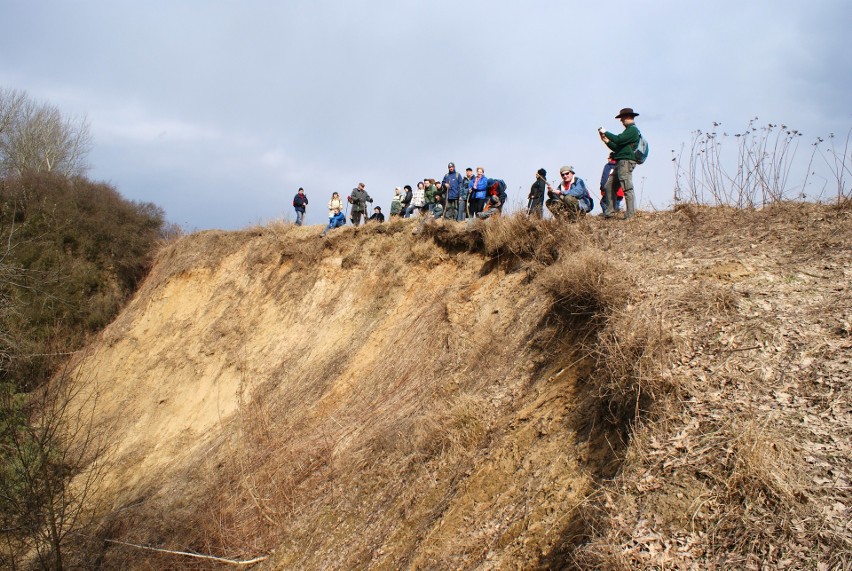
[606,160,636,219]
[528,198,544,218]
[546,195,582,220]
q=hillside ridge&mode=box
[68,205,850,569]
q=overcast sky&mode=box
[2,0,850,229]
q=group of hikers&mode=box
[291,107,646,237]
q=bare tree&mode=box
[0,359,108,570]
[0,88,91,178]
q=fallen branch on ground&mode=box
[105,539,269,566]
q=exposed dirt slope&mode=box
[69,205,850,569]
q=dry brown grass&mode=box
[68,203,851,569]
[555,203,852,570]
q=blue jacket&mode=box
[559,177,593,212]
[327,211,346,228]
[442,171,463,200]
[600,161,615,192]
[470,175,488,200]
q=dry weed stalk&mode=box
[672,119,851,207]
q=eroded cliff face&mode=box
[74,217,618,569]
[71,205,852,569]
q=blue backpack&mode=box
[634,133,649,164]
[584,191,595,213]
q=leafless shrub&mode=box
[0,360,110,570]
[814,128,852,204]
[671,119,851,207]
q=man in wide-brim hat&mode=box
[599,107,641,219]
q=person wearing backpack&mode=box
[442,162,463,221]
[476,187,502,219]
[545,165,593,221]
[327,191,343,217]
[292,187,309,226]
[599,107,641,220]
[390,187,403,217]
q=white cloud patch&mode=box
[91,106,222,145]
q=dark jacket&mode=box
[349,188,372,211]
[462,175,473,201]
[529,178,546,202]
[293,192,309,212]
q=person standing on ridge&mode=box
[404,182,425,218]
[599,107,641,220]
[468,167,488,217]
[459,167,473,221]
[424,178,438,216]
[442,162,463,221]
[292,187,309,226]
[390,187,403,217]
[599,153,624,216]
[527,168,546,218]
[328,191,343,217]
[348,182,373,226]
[401,185,413,216]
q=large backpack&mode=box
[583,189,595,213]
[487,178,508,207]
[634,133,649,164]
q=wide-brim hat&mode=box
[616,107,639,119]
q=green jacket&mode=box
[424,183,438,205]
[605,124,640,161]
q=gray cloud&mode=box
[2,0,849,229]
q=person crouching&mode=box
[545,165,593,221]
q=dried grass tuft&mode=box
[537,249,632,325]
